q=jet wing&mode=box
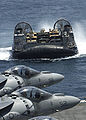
[0,75,7,89]
[0,97,14,111]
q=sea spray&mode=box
[0,47,12,60]
[38,20,53,32]
[73,22,86,55]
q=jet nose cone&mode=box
[53,73,64,83]
[70,96,80,106]
[57,74,64,81]
[65,96,80,109]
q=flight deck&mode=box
[50,101,86,120]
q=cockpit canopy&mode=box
[3,65,40,78]
[11,86,52,102]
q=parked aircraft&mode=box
[0,86,80,120]
[0,65,64,96]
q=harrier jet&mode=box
[0,65,64,96]
[0,86,80,120]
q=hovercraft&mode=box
[12,19,78,59]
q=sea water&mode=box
[0,0,86,98]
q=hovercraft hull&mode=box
[12,19,78,59]
[13,46,78,59]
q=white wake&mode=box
[0,47,12,60]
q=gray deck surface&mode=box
[50,101,86,120]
